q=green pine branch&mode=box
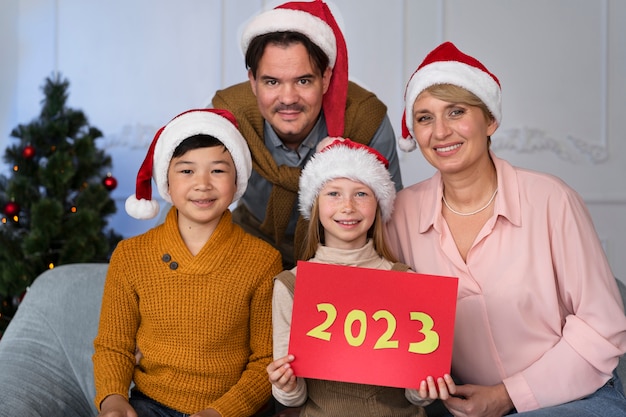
[0,73,122,303]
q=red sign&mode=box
[288,261,458,389]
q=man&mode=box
[213,0,402,268]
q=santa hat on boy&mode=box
[299,138,396,222]
[399,41,502,152]
[125,109,252,220]
[240,0,348,137]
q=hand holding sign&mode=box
[288,261,458,389]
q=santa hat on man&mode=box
[240,0,348,137]
[299,138,396,222]
[125,109,252,220]
[399,41,502,152]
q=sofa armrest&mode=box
[0,263,108,417]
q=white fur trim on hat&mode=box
[397,131,418,152]
[125,195,160,220]
[299,143,396,222]
[404,61,502,139]
[240,8,337,68]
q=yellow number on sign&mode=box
[306,303,337,341]
[372,310,399,349]
[306,305,440,354]
[408,312,439,354]
[344,310,367,346]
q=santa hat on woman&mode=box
[399,41,502,152]
[125,109,252,220]
[298,138,396,222]
[240,0,348,137]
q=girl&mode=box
[267,137,455,416]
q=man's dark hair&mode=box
[172,134,227,158]
[245,31,330,78]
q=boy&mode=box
[93,109,282,417]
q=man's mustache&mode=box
[274,104,304,112]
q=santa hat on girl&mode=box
[125,109,252,220]
[399,41,502,152]
[240,0,348,137]
[299,138,396,222]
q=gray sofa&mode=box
[0,263,624,417]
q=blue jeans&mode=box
[129,389,276,417]
[129,390,189,417]
[441,370,626,417]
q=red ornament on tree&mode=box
[22,145,36,160]
[3,201,20,217]
[102,174,118,191]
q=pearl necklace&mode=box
[442,188,498,216]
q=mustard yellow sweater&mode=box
[93,208,282,416]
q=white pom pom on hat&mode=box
[299,138,396,222]
[125,109,252,220]
[399,41,502,152]
[240,0,348,138]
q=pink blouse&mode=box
[385,153,626,411]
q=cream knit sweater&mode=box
[271,240,429,414]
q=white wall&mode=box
[0,1,19,177]
[1,0,625,282]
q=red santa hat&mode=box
[241,0,348,137]
[125,109,252,220]
[399,41,502,152]
[299,138,396,222]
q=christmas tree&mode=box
[0,73,122,335]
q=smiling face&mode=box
[411,90,498,177]
[317,178,378,250]
[248,42,331,149]
[167,145,237,231]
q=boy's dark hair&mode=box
[172,134,228,158]
[245,31,330,78]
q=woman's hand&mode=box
[266,354,298,392]
[443,383,514,417]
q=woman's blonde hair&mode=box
[299,196,398,263]
[424,84,494,123]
